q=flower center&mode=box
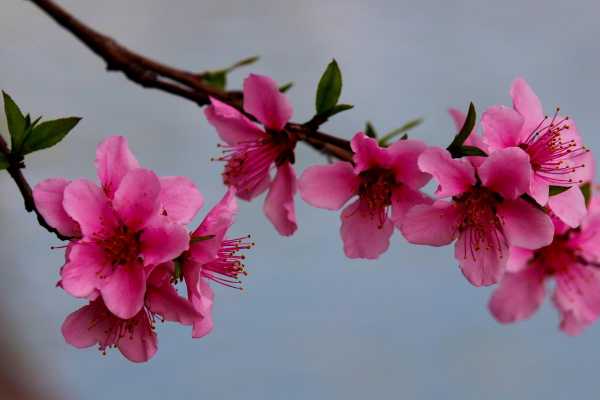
[519,108,589,185]
[202,235,254,289]
[357,168,397,226]
[213,131,296,198]
[533,235,577,275]
[96,226,140,267]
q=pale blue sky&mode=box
[2,1,600,399]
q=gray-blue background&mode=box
[1,1,599,398]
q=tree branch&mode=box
[28,0,353,161]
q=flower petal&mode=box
[528,173,550,206]
[506,247,535,273]
[158,176,204,224]
[548,186,587,228]
[386,139,430,189]
[340,199,394,259]
[113,168,161,232]
[390,185,432,228]
[100,263,146,319]
[350,132,389,174]
[455,228,508,287]
[140,218,190,266]
[481,105,525,151]
[95,136,140,198]
[400,200,460,246]
[183,262,214,338]
[190,188,237,264]
[204,98,265,144]
[60,242,110,298]
[298,162,359,210]
[554,264,600,336]
[33,178,81,237]
[263,162,297,236]
[146,284,200,325]
[418,147,476,198]
[497,198,554,249]
[63,179,119,238]
[243,74,293,131]
[478,147,531,200]
[118,313,158,363]
[61,303,111,349]
[488,266,546,323]
[510,77,544,134]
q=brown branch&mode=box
[0,135,70,240]
[28,0,353,161]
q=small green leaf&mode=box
[202,71,227,90]
[549,185,570,196]
[580,182,592,206]
[0,152,9,170]
[460,145,487,157]
[279,82,294,93]
[173,259,183,281]
[22,117,81,154]
[226,55,260,72]
[379,118,424,146]
[324,103,353,117]
[365,121,378,139]
[447,102,476,157]
[315,59,342,115]
[2,91,27,153]
[400,133,408,140]
[190,234,215,244]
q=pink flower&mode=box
[34,136,204,319]
[298,133,431,259]
[204,74,297,236]
[481,78,594,227]
[182,189,252,338]
[62,263,200,362]
[489,201,600,335]
[401,146,554,286]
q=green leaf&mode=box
[549,185,570,196]
[580,182,592,206]
[21,117,81,154]
[315,59,342,115]
[460,145,487,157]
[378,118,424,146]
[202,71,227,90]
[190,234,215,244]
[447,102,476,157]
[279,82,294,93]
[365,121,378,138]
[324,103,353,117]
[2,91,27,153]
[226,55,260,72]
[0,152,8,170]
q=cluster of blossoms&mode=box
[33,136,252,362]
[204,74,600,335]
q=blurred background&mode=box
[1,0,600,398]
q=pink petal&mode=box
[298,162,359,210]
[478,147,531,200]
[118,313,158,363]
[481,105,525,151]
[400,200,460,246]
[510,77,544,134]
[418,147,476,198]
[146,285,200,325]
[528,173,550,206]
[448,108,473,135]
[61,303,110,349]
[61,242,110,298]
[448,108,489,166]
[350,132,389,174]
[340,200,394,259]
[386,139,430,189]
[63,179,119,238]
[488,266,546,323]
[100,263,146,319]
[455,228,508,287]
[204,98,265,145]
[183,262,214,338]
[243,74,293,131]
[190,188,237,264]
[140,218,190,266]
[506,247,535,273]
[554,265,600,335]
[549,186,587,228]
[95,136,140,198]
[497,198,554,249]
[158,176,204,224]
[113,168,161,232]
[390,185,433,228]
[33,178,81,237]
[263,162,297,236]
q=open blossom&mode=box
[481,78,594,227]
[33,136,204,319]
[62,263,200,362]
[299,132,431,259]
[401,146,554,286]
[182,188,252,337]
[489,198,600,335]
[204,74,297,236]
